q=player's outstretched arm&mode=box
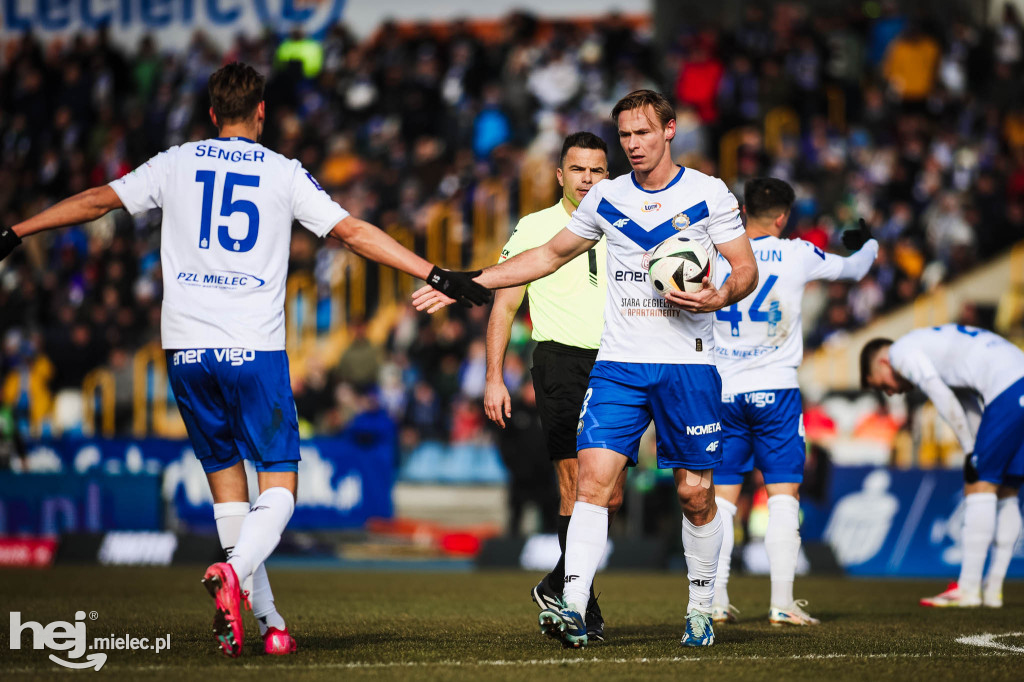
[477,228,596,290]
[412,228,594,313]
[330,216,492,307]
[669,235,758,313]
[483,286,527,428]
[2,186,125,260]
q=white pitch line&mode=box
[956,632,1024,653]
[4,651,1010,674]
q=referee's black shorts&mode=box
[530,341,598,461]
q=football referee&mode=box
[484,131,626,642]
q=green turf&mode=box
[1,567,1022,681]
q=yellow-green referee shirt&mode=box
[499,201,607,349]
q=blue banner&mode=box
[804,466,1024,578]
[0,473,161,534]
[21,410,396,531]
[1,0,347,52]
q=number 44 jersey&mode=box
[712,234,878,395]
[110,137,348,350]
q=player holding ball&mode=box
[415,89,757,648]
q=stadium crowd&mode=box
[1,4,1023,448]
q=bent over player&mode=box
[0,62,489,657]
[416,90,758,648]
[862,325,1024,608]
[486,132,626,641]
[710,178,878,625]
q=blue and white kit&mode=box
[713,234,877,483]
[110,137,348,472]
[889,324,1024,485]
[565,166,745,468]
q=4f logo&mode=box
[564,575,580,583]
[690,579,711,587]
[612,218,630,229]
[705,441,719,453]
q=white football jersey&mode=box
[109,137,348,350]
[713,235,869,394]
[565,166,745,364]
[890,324,1024,405]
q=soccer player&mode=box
[861,325,1024,608]
[709,178,878,626]
[415,89,758,648]
[486,131,626,641]
[0,62,490,657]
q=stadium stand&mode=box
[1,7,1022,480]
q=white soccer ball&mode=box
[647,235,711,296]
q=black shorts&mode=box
[531,341,598,461]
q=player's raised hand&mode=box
[666,277,728,313]
[426,266,493,307]
[412,284,456,313]
[0,227,22,261]
[483,379,512,428]
[841,218,873,251]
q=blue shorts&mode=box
[576,361,723,470]
[716,388,805,486]
[166,349,300,474]
[975,376,1024,486]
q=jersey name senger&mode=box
[565,167,744,364]
[889,324,1024,405]
[109,137,348,350]
[713,236,846,394]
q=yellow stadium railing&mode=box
[826,86,846,132]
[132,342,168,438]
[519,156,557,218]
[764,107,799,157]
[82,368,115,437]
[718,128,742,185]
[285,272,317,356]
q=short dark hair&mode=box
[208,62,266,126]
[743,178,796,219]
[860,338,893,389]
[559,132,608,167]
[611,90,675,129]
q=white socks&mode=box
[219,487,295,633]
[562,501,609,613]
[958,492,997,594]
[984,497,1023,596]
[713,498,737,608]
[765,494,801,608]
[214,500,288,635]
[682,511,723,614]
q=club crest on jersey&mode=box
[672,213,690,231]
[641,201,662,213]
[640,252,652,270]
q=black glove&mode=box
[963,452,980,484]
[426,266,493,307]
[841,218,872,251]
[0,227,22,261]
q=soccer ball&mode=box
[647,236,711,295]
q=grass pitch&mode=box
[2,567,1022,681]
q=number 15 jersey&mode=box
[109,136,348,351]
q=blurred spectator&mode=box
[882,24,940,103]
[673,33,723,124]
[336,319,383,391]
